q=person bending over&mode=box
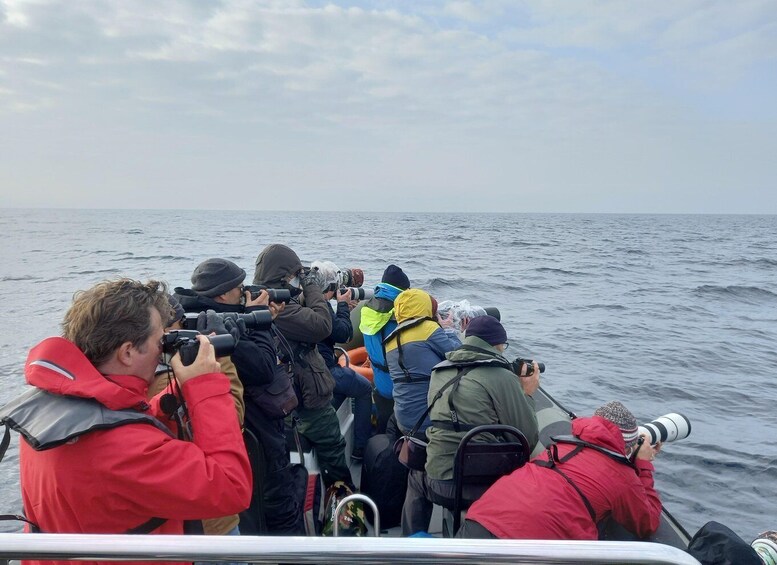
[458,400,662,541]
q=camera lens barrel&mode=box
[342,287,374,301]
[222,311,273,331]
[638,413,691,445]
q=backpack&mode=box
[321,481,367,537]
[360,433,408,529]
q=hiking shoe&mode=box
[351,448,364,462]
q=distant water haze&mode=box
[1,209,775,539]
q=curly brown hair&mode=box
[61,279,172,367]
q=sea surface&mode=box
[0,209,775,539]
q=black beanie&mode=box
[191,258,246,297]
[465,315,508,346]
[382,264,410,290]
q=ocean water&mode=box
[0,209,775,539]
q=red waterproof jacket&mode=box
[19,337,252,565]
[466,416,662,540]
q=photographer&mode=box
[174,258,300,535]
[0,279,250,559]
[311,260,373,462]
[253,244,352,488]
[402,315,539,536]
[459,400,662,541]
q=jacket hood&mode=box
[374,282,404,301]
[572,416,628,455]
[25,337,151,411]
[393,288,433,323]
[445,335,506,364]
[253,244,303,286]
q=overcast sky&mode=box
[0,0,775,213]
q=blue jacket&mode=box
[384,289,461,433]
[359,283,403,398]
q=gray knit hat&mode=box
[594,401,640,451]
[191,258,246,297]
[752,531,777,565]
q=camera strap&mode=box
[533,444,597,522]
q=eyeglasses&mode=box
[503,341,510,350]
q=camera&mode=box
[243,285,292,304]
[162,330,235,366]
[511,358,545,377]
[638,413,691,445]
[338,268,364,288]
[182,310,274,331]
[340,286,374,301]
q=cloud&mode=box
[0,0,775,212]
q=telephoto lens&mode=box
[638,413,691,445]
[341,287,375,301]
[162,330,236,366]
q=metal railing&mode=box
[0,533,701,564]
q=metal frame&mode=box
[0,533,701,564]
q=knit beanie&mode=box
[166,294,185,327]
[594,401,640,451]
[752,531,777,565]
[381,264,410,290]
[191,258,246,297]
[465,315,508,346]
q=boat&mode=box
[0,304,699,565]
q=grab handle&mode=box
[333,493,380,537]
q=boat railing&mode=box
[0,532,702,564]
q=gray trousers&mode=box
[401,469,456,536]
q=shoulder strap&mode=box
[551,435,635,468]
[533,444,596,521]
[408,366,475,436]
[0,424,10,464]
[125,516,168,534]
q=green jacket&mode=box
[424,336,538,480]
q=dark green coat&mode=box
[424,336,538,480]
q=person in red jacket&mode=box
[459,400,662,540]
[1,279,252,565]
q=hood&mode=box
[253,244,303,286]
[393,288,432,323]
[374,282,403,301]
[445,335,506,364]
[572,416,628,455]
[25,337,150,411]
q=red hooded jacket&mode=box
[18,337,252,565]
[466,416,662,540]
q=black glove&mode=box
[196,309,228,335]
[223,315,247,344]
[302,266,327,290]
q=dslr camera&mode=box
[511,358,546,377]
[182,310,274,332]
[243,285,292,304]
[162,330,235,366]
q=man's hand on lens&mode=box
[269,301,285,319]
[519,361,540,397]
[170,335,221,384]
[197,309,227,335]
[223,316,246,344]
[245,289,270,308]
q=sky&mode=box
[0,0,775,213]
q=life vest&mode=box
[0,387,180,535]
[383,316,437,383]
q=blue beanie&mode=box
[465,315,507,346]
[382,264,410,290]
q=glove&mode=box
[223,315,247,344]
[196,309,228,335]
[302,266,327,290]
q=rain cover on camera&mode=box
[436,299,488,331]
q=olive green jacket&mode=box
[424,336,538,480]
